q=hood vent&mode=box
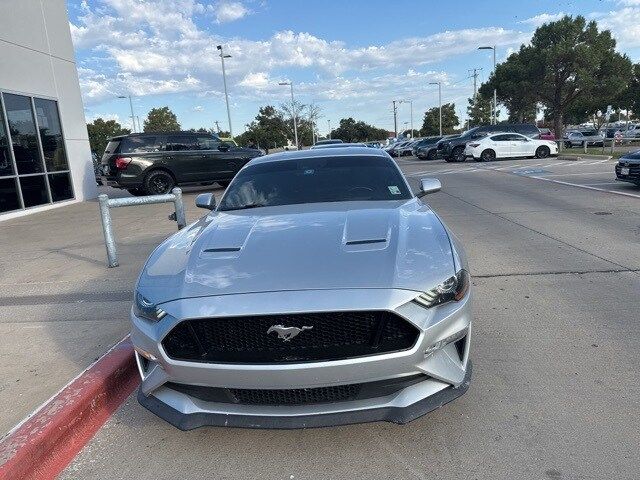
[345,238,387,246]
[203,247,241,253]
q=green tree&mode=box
[467,94,494,127]
[86,118,130,154]
[420,103,459,136]
[485,15,632,136]
[143,107,181,132]
[480,49,538,123]
[235,106,287,151]
[331,118,388,142]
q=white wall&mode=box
[0,0,96,216]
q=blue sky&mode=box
[68,0,640,136]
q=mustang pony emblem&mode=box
[267,325,313,342]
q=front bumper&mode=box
[138,362,472,430]
[132,288,473,429]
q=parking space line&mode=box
[529,176,640,198]
[537,171,614,177]
[584,182,623,186]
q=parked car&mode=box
[314,139,344,146]
[464,132,558,161]
[562,130,604,148]
[437,124,541,162]
[100,132,263,196]
[132,146,473,430]
[385,141,410,157]
[364,141,382,148]
[615,151,640,186]
[310,142,366,149]
[396,140,422,157]
[414,136,444,160]
[538,128,555,141]
[622,124,640,139]
[92,152,102,185]
[601,127,621,139]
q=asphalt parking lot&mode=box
[57,156,640,480]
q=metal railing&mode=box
[98,188,186,268]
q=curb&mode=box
[0,336,138,480]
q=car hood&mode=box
[137,199,456,304]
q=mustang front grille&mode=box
[161,311,420,364]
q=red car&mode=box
[539,128,555,141]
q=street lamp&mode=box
[117,95,136,132]
[217,45,233,137]
[327,119,331,139]
[399,100,414,138]
[478,45,497,125]
[279,81,298,148]
[428,82,442,136]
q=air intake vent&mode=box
[345,239,386,246]
[203,247,241,253]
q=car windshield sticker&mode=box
[388,186,401,195]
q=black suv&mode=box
[100,132,262,195]
[437,124,540,162]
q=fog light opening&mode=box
[424,328,468,358]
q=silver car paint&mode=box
[132,147,472,426]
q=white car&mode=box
[464,132,558,162]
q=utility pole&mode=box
[214,120,221,133]
[217,45,233,137]
[327,119,331,139]
[469,68,482,100]
[392,100,398,138]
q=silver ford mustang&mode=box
[132,147,472,430]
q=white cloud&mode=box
[238,72,271,89]
[211,1,250,23]
[192,105,204,112]
[520,12,567,27]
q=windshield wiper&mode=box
[223,203,266,211]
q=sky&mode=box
[68,0,640,136]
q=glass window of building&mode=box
[4,93,44,175]
[34,98,69,172]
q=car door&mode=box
[163,134,209,183]
[489,134,512,158]
[509,133,532,157]
[196,135,236,181]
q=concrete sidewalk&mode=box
[0,185,222,435]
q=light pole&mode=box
[478,45,497,125]
[217,45,233,137]
[327,119,331,139]
[428,82,442,136]
[279,81,298,148]
[399,100,414,138]
[117,95,136,132]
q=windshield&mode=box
[219,155,412,211]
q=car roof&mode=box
[249,146,387,165]
[310,142,366,149]
[108,131,218,141]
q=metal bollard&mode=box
[98,194,118,267]
[98,188,186,268]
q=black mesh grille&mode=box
[230,385,361,405]
[162,311,419,364]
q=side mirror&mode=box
[195,193,216,210]
[218,143,231,152]
[417,178,441,198]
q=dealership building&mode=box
[0,0,95,220]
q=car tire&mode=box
[127,188,147,196]
[535,146,550,159]
[452,146,466,162]
[426,149,437,160]
[480,149,496,162]
[564,142,572,149]
[143,170,175,195]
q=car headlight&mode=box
[134,291,167,322]
[413,270,470,308]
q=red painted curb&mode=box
[0,336,139,480]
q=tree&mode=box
[143,107,181,132]
[484,15,632,137]
[86,118,130,154]
[420,103,459,136]
[330,118,388,142]
[467,94,494,127]
[235,105,287,151]
[480,49,538,123]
